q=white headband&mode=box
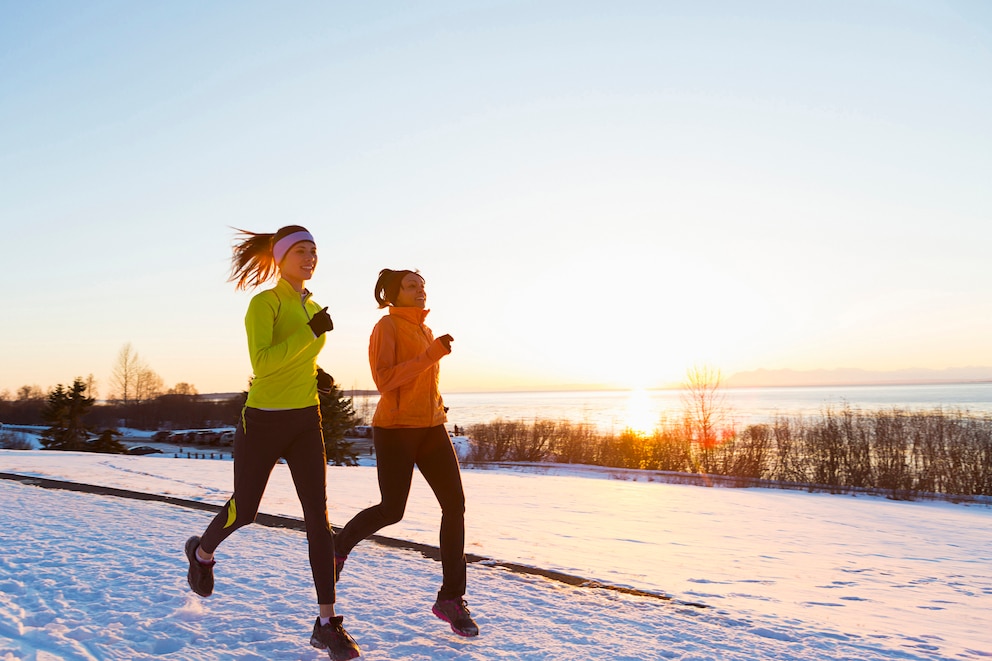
[272,230,315,264]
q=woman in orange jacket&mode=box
[335,269,479,637]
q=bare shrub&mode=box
[873,412,913,497]
[805,408,845,490]
[841,408,874,488]
[648,422,693,472]
[467,418,523,462]
[463,407,992,499]
[598,429,652,469]
[548,421,599,465]
[519,419,556,462]
[722,424,772,479]
[770,417,806,484]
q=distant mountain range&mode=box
[724,367,992,388]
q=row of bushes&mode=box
[466,407,992,499]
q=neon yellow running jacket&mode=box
[244,278,326,410]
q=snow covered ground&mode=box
[1,444,990,660]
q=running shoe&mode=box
[432,597,479,637]
[310,616,361,660]
[184,536,214,597]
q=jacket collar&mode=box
[389,306,429,324]
[275,277,311,302]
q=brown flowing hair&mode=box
[229,225,311,290]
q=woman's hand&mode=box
[308,307,334,336]
[438,334,454,351]
[316,368,334,394]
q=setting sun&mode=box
[621,388,665,434]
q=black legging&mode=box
[336,425,467,600]
[199,406,337,604]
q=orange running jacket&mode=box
[370,306,450,428]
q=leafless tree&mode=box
[110,343,141,407]
[134,367,164,404]
[109,343,163,427]
[84,373,99,401]
[17,385,44,401]
[681,365,729,472]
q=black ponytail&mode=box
[374,268,421,308]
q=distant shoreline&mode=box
[368,379,992,397]
[189,377,992,400]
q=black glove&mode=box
[316,368,334,394]
[438,334,453,351]
[308,307,333,336]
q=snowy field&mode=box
[1,444,990,660]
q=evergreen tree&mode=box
[319,384,360,466]
[40,378,95,451]
[88,429,126,454]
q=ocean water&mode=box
[365,382,992,433]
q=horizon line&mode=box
[187,378,992,399]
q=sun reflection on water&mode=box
[622,388,660,434]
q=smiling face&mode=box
[394,272,427,308]
[279,241,318,290]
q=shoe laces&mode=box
[444,598,471,617]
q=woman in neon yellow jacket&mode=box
[334,269,479,638]
[183,225,360,661]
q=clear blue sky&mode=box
[2,1,990,397]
